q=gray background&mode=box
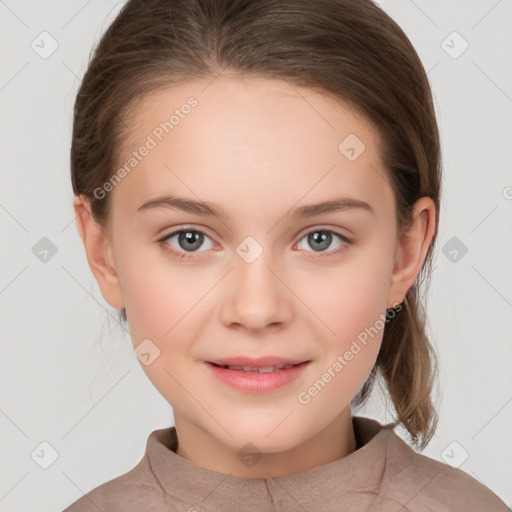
[1,0,511,510]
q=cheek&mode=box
[299,240,393,374]
[117,250,207,403]
[116,235,210,339]
[295,257,391,416]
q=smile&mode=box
[211,363,299,373]
[205,361,311,393]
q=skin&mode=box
[73,74,436,478]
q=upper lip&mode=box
[206,356,310,368]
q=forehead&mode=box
[111,75,394,220]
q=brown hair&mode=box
[71,0,441,449]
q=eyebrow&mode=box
[137,194,376,219]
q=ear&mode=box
[386,196,436,308]
[73,195,125,309]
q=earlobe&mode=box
[72,195,125,309]
[386,197,436,308]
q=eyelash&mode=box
[156,227,354,261]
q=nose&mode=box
[219,248,293,332]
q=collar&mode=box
[144,416,411,509]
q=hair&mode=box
[71,0,441,449]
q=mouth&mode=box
[206,356,311,373]
[210,361,308,373]
[204,358,312,393]
[207,361,309,373]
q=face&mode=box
[92,75,405,456]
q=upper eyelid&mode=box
[160,226,217,244]
[296,225,352,240]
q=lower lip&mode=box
[204,361,311,393]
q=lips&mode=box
[205,357,311,393]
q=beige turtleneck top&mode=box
[63,416,510,511]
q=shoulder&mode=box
[379,429,510,511]
[62,431,179,512]
[63,459,164,512]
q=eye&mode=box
[296,229,353,258]
[157,227,354,261]
[157,228,215,261]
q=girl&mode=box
[64,0,510,510]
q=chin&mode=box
[219,421,304,454]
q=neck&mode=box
[174,409,357,478]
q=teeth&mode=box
[221,364,296,373]
[255,366,276,373]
